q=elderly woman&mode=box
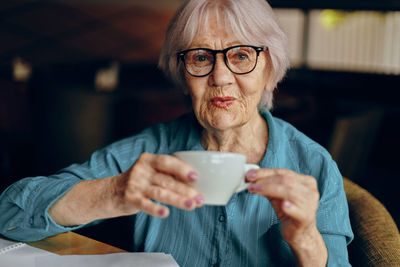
[0,0,353,266]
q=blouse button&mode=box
[218,214,226,222]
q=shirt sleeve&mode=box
[0,133,150,242]
[310,147,354,266]
[0,174,83,242]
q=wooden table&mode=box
[27,232,125,255]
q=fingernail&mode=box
[246,170,257,180]
[185,200,193,208]
[283,201,292,209]
[188,171,198,181]
[158,208,166,216]
[248,184,262,191]
[194,195,204,205]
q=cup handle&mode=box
[236,164,260,193]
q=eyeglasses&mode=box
[177,45,267,77]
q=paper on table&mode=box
[0,236,21,251]
[0,236,54,267]
[1,236,179,267]
[35,252,180,267]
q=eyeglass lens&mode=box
[183,46,259,76]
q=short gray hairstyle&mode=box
[158,0,289,109]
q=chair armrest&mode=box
[343,177,400,266]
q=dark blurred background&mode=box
[1,0,399,231]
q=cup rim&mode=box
[174,150,246,159]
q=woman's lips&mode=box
[210,96,236,108]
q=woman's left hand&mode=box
[246,168,327,266]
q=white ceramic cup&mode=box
[174,151,259,205]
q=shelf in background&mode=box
[269,0,400,11]
[280,68,400,105]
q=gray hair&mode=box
[158,0,289,109]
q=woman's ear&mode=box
[262,51,273,93]
[264,82,272,93]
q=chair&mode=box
[343,177,400,266]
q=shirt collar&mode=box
[185,107,280,167]
[258,106,279,168]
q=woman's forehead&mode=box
[192,27,237,46]
[190,16,243,48]
[189,9,254,49]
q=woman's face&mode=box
[184,21,271,132]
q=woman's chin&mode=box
[206,113,241,131]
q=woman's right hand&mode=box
[110,152,204,218]
[49,153,204,226]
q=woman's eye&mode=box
[195,55,207,62]
[237,53,248,60]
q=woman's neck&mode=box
[200,112,268,164]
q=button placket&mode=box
[209,258,220,267]
[223,193,239,267]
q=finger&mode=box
[144,185,197,210]
[247,168,292,180]
[150,172,204,206]
[148,154,199,183]
[249,180,320,224]
[248,179,312,208]
[245,169,258,182]
[248,168,318,195]
[151,172,199,197]
[128,195,170,218]
[270,198,284,217]
[280,200,311,223]
[269,197,311,225]
[256,169,318,189]
[246,169,293,183]
[270,198,306,223]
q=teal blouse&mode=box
[0,108,353,266]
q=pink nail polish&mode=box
[246,170,257,180]
[185,200,193,208]
[248,184,262,191]
[188,171,198,181]
[158,208,166,216]
[194,195,204,205]
[283,201,292,209]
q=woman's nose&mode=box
[209,54,234,87]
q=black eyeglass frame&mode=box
[177,45,268,77]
